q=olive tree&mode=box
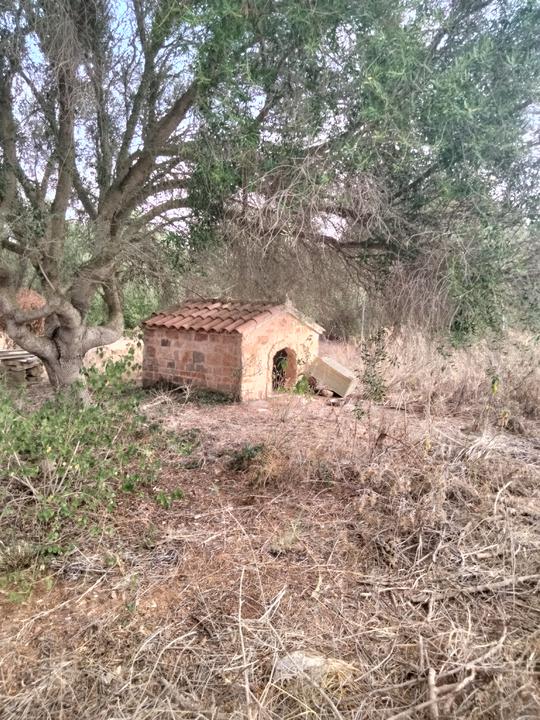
[1,0,538,390]
[0,0,325,388]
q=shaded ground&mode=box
[1,381,539,719]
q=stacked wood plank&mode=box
[0,350,43,386]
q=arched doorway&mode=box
[271,348,297,391]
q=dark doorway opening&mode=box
[272,348,297,391]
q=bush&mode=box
[0,358,159,557]
[360,329,391,402]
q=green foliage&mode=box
[181,0,540,340]
[448,229,525,344]
[122,283,160,329]
[0,566,52,603]
[229,443,265,472]
[154,488,183,509]
[86,280,161,329]
[84,345,141,392]
[188,152,241,248]
[360,329,390,402]
[0,358,159,556]
[167,428,201,456]
[5,0,539,346]
[293,375,313,395]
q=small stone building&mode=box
[142,299,322,400]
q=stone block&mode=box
[308,356,357,397]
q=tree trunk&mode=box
[38,319,91,402]
[43,354,92,404]
[43,354,85,389]
[1,274,124,400]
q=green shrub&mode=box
[154,488,184,509]
[0,358,160,556]
[448,229,526,344]
[122,281,160,329]
[360,329,390,402]
[293,375,313,395]
[85,280,160,329]
[229,443,266,472]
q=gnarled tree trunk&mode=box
[0,270,123,399]
[41,321,88,396]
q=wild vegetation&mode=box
[1,0,539,718]
[1,331,539,719]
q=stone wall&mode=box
[240,313,319,400]
[142,327,242,396]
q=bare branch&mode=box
[102,82,198,220]
[0,73,40,210]
[82,276,124,352]
[140,178,190,197]
[133,197,190,227]
[73,167,98,220]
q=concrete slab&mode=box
[308,356,357,397]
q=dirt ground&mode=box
[1,336,539,719]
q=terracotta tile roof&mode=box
[143,299,323,335]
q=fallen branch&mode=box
[386,670,476,720]
[159,678,230,720]
[374,629,507,695]
[428,667,438,720]
[410,574,540,603]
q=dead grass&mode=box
[1,332,539,719]
[322,329,540,424]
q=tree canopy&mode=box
[0,0,539,387]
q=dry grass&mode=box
[1,332,539,719]
[322,329,540,423]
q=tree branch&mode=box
[73,167,97,220]
[102,82,198,220]
[140,178,190,197]
[132,197,191,228]
[0,267,56,361]
[45,65,76,283]
[82,276,124,352]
